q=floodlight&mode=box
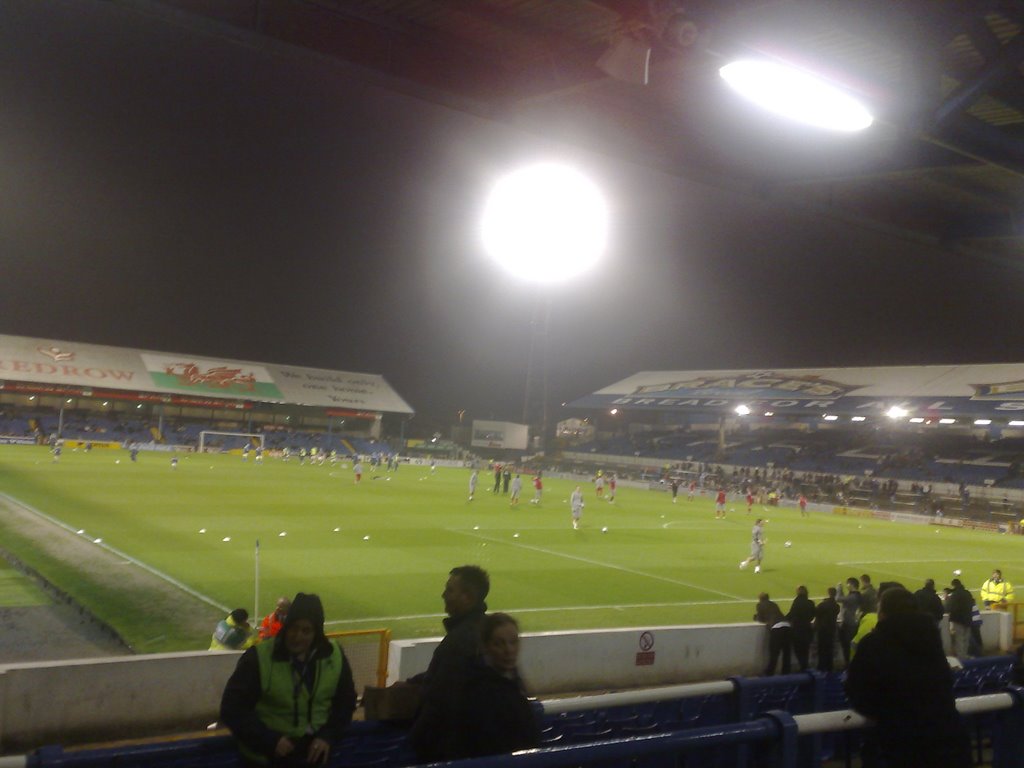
[719,59,873,132]
[823,414,838,421]
[481,163,609,283]
[909,417,925,423]
[610,408,619,415]
[886,406,908,419]
[763,411,774,417]
[851,416,866,422]
[734,404,751,416]
[1009,420,1024,427]
[974,419,992,426]
[939,418,956,425]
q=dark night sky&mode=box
[3,1,1024,435]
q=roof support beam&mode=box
[932,31,1024,127]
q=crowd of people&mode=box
[209,563,1018,767]
[752,569,1016,677]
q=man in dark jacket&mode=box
[814,586,840,672]
[913,579,945,626]
[787,585,816,672]
[409,565,490,762]
[945,578,974,658]
[221,593,356,767]
[754,592,791,676]
[845,587,971,768]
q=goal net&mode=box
[327,628,391,697]
[198,431,265,454]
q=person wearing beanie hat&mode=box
[221,593,356,767]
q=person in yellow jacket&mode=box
[210,608,257,651]
[980,569,1015,608]
[221,593,356,767]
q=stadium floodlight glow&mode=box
[974,419,992,426]
[1009,420,1024,427]
[886,406,908,419]
[939,418,956,425]
[823,414,839,421]
[909,417,925,423]
[610,408,619,415]
[763,411,774,416]
[734,404,751,416]
[719,60,873,132]
[481,162,609,283]
[851,416,866,422]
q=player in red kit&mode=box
[715,488,727,519]
[746,490,754,514]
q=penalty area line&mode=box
[0,492,230,613]
[446,527,746,601]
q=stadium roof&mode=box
[0,334,413,414]
[570,365,1024,420]
[164,0,1024,262]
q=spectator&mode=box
[220,593,357,767]
[754,592,791,676]
[462,613,540,757]
[836,577,862,666]
[945,578,974,658]
[845,587,971,768]
[258,597,291,641]
[859,574,878,614]
[913,579,945,627]
[980,569,1015,608]
[850,581,902,660]
[408,565,490,762]
[210,608,256,651]
[814,587,840,672]
[787,585,816,672]
[969,602,984,658]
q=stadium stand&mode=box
[17,660,1020,768]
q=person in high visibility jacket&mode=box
[210,609,257,651]
[980,569,1015,608]
[220,593,356,767]
[258,597,291,641]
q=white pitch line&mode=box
[0,492,230,613]
[324,598,751,626]
[837,558,996,566]
[447,527,746,601]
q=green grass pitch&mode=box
[0,445,1018,652]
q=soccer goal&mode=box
[197,431,265,454]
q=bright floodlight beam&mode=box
[481,163,609,283]
[719,60,874,132]
[734,404,750,416]
[886,406,908,419]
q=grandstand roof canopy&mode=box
[571,365,1024,420]
[0,334,414,414]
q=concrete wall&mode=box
[390,623,767,694]
[0,651,239,753]
[0,615,1014,754]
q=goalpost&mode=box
[197,430,265,454]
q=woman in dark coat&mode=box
[845,587,970,768]
[462,612,541,758]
